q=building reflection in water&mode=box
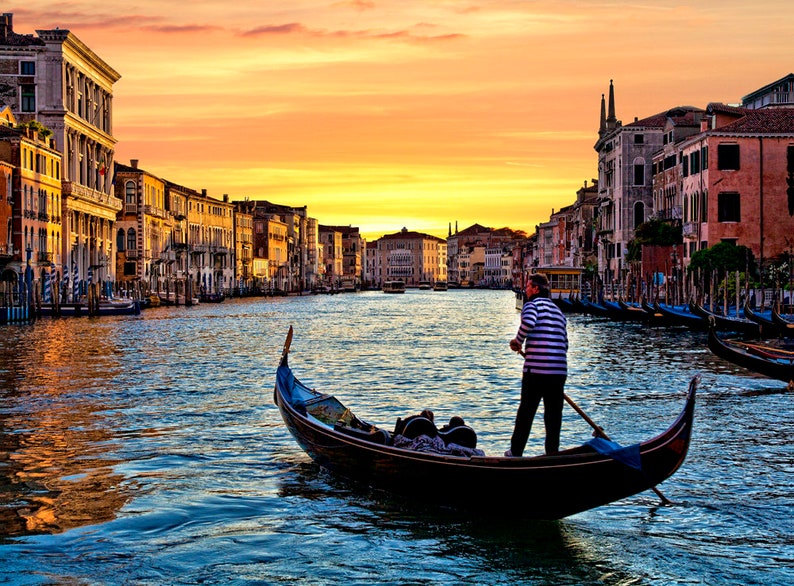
[0,320,132,537]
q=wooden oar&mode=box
[516,349,671,504]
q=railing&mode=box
[62,181,123,212]
[125,249,139,259]
[125,204,137,214]
[37,251,53,263]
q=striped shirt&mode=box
[516,297,568,375]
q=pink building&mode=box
[678,104,794,269]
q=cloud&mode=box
[141,24,223,34]
[240,22,465,43]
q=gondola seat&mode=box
[438,425,478,449]
[333,422,391,445]
[399,416,439,439]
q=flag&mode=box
[98,155,107,176]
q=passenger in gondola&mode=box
[507,272,569,457]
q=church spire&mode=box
[606,79,617,130]
[599,92,606,136]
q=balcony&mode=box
[62,181,122,214]
[37,251,53,263]
[682,222,699,239]
[125,249,139,259]
[143,205,167,219]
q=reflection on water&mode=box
[0,320,131,537]
[0,291,792,585]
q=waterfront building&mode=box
[568,179,600,270]
[320,225,365,289]
[163,181,193,299]
[446,223,492,286]
[483,243,513,288]
[114,160,170,294]
[188,190,234,295]
[305,217,321,290]
[234,200,316,292]
[0,13,122,286]
[0,109,15,290]
[374,227,447,287]
[677,103,794,271]
[318,225,343,288]
[233,207,253,293]
[364,241,380,288]
[0,118,63,301]
[594,80,702,290]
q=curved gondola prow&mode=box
[280,325,294,367]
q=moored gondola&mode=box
[743,302,789,338]
[274,327,698,519]
[771,307,794,338]
[707,323,794,384]
[690,302,760,338]
[655,302,708,331]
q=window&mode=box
[717,144,740,170]
[21,85,35,112]
[690,150,700,174]
[633,163,645,185]
[127,228,136,251]
[20,61,35,75]
[125,181,136,204]
[634,134,644,144]
[682,156,689,177]
[717,192,740,222]
[701,146,708,170]
[117,228,126,251]
[633,202,645,228]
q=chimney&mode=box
[130,159,138,168]
[223,193,229,202]
[2,13,12,43]
[202,189,207,197]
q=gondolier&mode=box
[507,272,569,457]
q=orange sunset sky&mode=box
[10,1,794,240]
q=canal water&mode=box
[0,290,791,585]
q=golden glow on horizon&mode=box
[10,1,794,240]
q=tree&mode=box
[634,220,682,247]
[688,242,756,276]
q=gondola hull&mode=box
[690,302,760,337]
[707,327,794,383]
[274,329,697,519]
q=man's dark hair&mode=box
[530,273,551,299]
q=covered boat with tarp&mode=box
[274,327,698,519]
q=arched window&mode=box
[127,228,136,251]
[633,201,645,228]
[125,180,136,206]
[117,228,126,251]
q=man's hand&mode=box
[509,338,521,352]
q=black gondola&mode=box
[743,303,791,338]
[274,327,698,519]
[707,324,794,384]
[771,307,794,337]
[690,302,760,338]
[654,302,708,331]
